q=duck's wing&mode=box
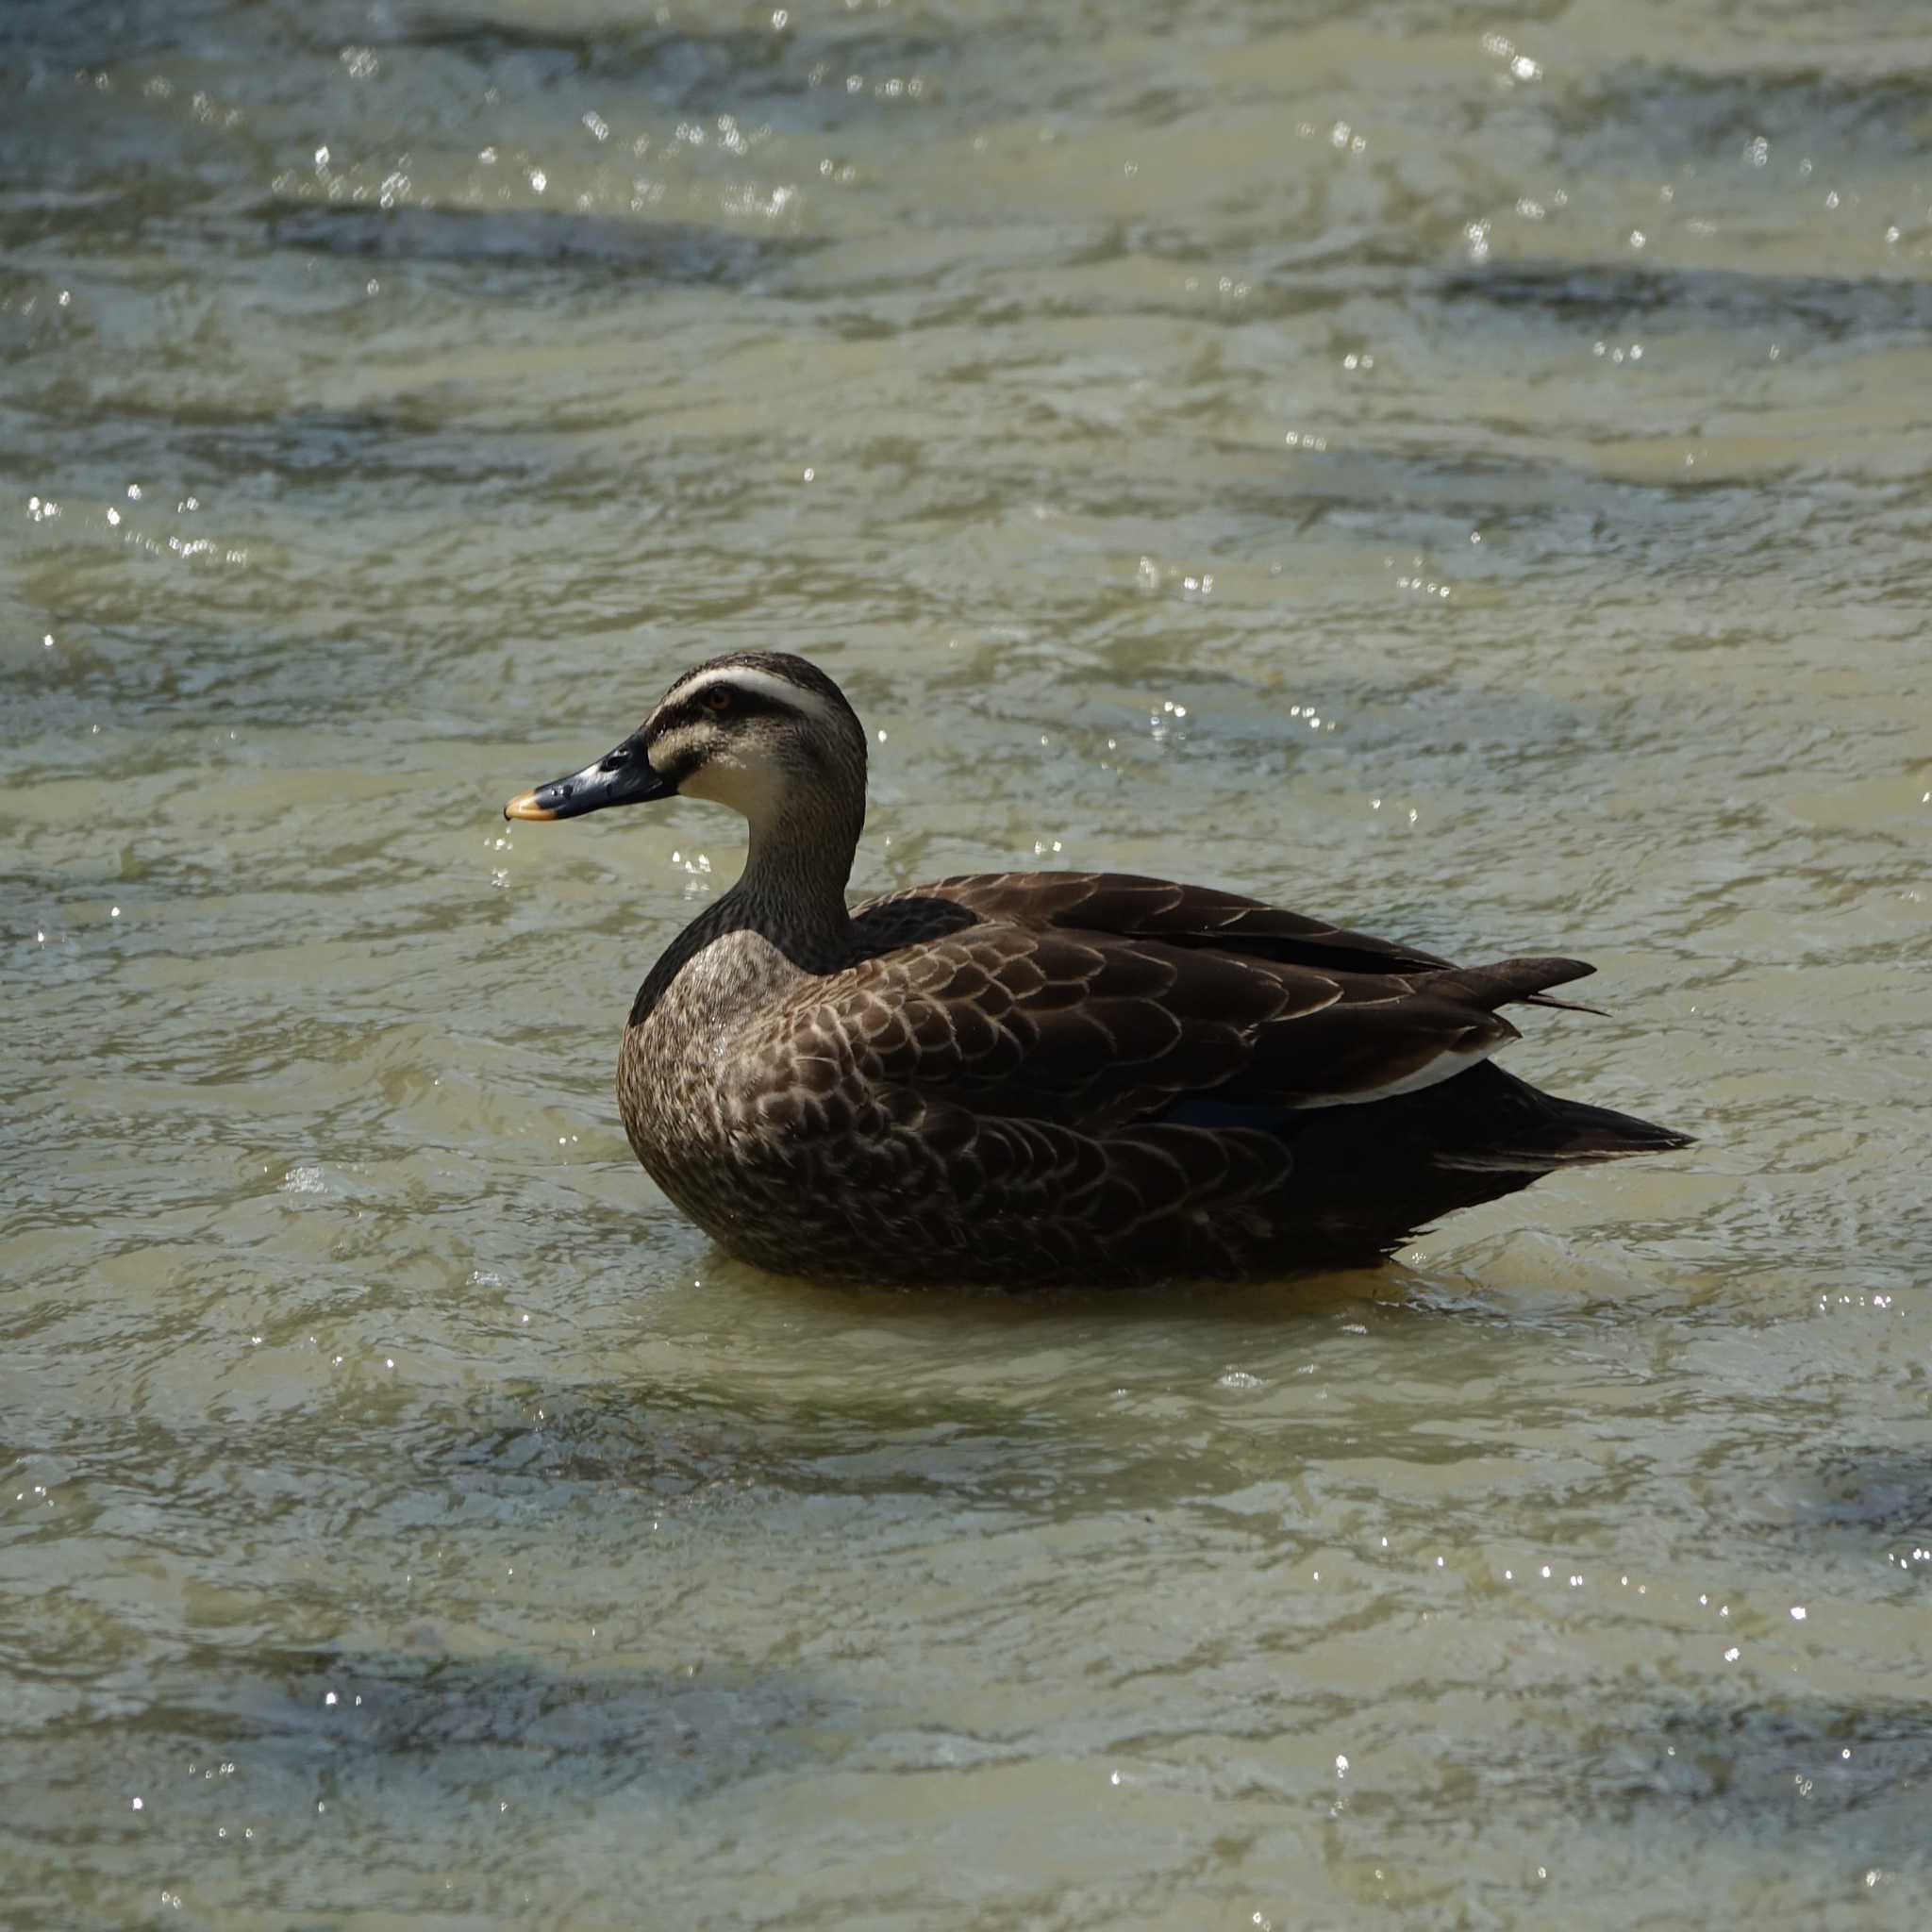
[778,914,1593,1132]
[853,870,1453,975]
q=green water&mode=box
[5,0,1931,1924]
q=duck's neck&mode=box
[732,792,861,964]
[628,793,861,1030]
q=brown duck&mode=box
[505,652,1690,1287]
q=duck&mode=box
[505,651,1690,1287]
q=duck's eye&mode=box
[700,688,734,715]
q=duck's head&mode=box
[505,651,867,831]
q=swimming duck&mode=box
[505,652,1690,1286]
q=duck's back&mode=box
[616,871,1689,1287]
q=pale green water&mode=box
[5,0,1932,1924]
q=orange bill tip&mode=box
[504,791,558,822]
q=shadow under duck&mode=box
[506,652,1690,1287]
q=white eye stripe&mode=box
[659,665,840,729]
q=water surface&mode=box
[5,0,1932,1924]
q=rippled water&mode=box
[6,0,1931,1924]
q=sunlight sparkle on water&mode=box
[5,2,1926,1923]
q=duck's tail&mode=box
[1397,961,1690,1161]
[1424,954,1608,1018]
[1426,1072,1695,1173]
[1283,1060,1692,1262]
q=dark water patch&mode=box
[459,1370,1094,1510]
[380,9,958,125]
[1778,1443,1932,1547]
[143,1641,823,1797]
[260,201,822,287]
[1440,258,1932,345]
[0,1641,826,1925]
[0,0,239,68]
[455,1363,1363,1528]
[9,392,558,500]
[1401,1692,1932,1890]
[0,170,236,258]
[1184,445,1810,586]
[1612,1698,1932,1849]
[1561,62,1932,169]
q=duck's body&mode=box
[508,653,1690,1288]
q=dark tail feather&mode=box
[1424,1068,1695,1173]
[1274,1060,1691,1266]
[1521,990,1608,1016]
[1425,958,1682,1129]
[1429,955,1597,1008]
[1427,955,1608,1018]
[1537,1089,1694,1157]
[1278,1057,1691,1267]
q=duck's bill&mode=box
[504,729,673,822]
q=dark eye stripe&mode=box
[657,683,795,733]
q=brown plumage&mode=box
[505,651,1691,1287]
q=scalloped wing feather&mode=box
[856,870,1455,974]
[758,913,1587,1130]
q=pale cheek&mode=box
[679,758,787,821]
